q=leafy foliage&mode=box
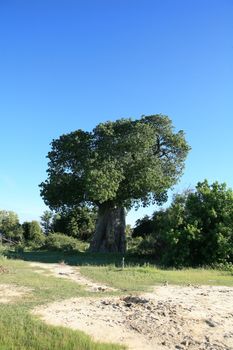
[132,216,154,238]
[22,221,45,247]
[44,233,87,252]
[40,115,189,253]
[40,207,97,241]
[52,206,97,241]
[133,181,233,266]
[0,210,23,242]
[40,210,53,235]
[40,115,190,211]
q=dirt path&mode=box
[29,262,118,292]
[0,284,32,304]
[33,284,233,350]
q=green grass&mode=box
[79,265,233,292]
[0,257,126,350]
[1,250,233,349]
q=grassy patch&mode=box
[80,265,233,292]
[0,258,125,350]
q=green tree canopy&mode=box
[22,220,45,246]
[52,206,97,241]
[0,210,23,242]
[134,180,233,266]
[132,215,154,238]
[40,210,53,235]
[40,115,190,252]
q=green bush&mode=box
[44,233,88,252]
[22,221,45,248]
[133,180,233,267]
[127,236,143,254]
[0,210,23,242]
[0,244,6,257]
[211,262,233,274]
[51,207,97,241]
[127,235,156,256]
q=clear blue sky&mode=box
[0,0,232,225]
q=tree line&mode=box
[0,207,97,250]
[1,179,233,266]
[2,115,232,267]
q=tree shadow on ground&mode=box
[5,250,154,267]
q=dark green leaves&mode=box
[40,115,190,210]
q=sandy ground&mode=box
[29,262,118,292]
[30,262,233,350]
[0,284,32,304]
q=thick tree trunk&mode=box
[90,204,126,253]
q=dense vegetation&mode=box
[1,180,233,268]
[40,115,190,253]
[0,208,94,252]
[132,180,233,267]
[0,111,232,267]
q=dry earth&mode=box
[0,265,9,274]
[0,284,32,304]
[30,262,233,350]
[29,262,118,292]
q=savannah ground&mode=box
[0,251,233,350]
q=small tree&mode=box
[52,206,97,241]
[184,180,233,264]
[0,210,23,242]
[40,115,190,253]
[40,210,53,235]
[22,221,45,246]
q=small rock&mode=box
[205,319,218,327]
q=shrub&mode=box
[132,216,154,238]
[133,180,233,267]
[127,236,143,254]
[0,244,6,257]
[44,233,87,252]
[52,207,97,241]
[211,262,233,274]
[22,221,45,248]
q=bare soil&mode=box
[30,261,233,350]
[0,265,9,274]
[29,262,118,292]
[0,284,32,304]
